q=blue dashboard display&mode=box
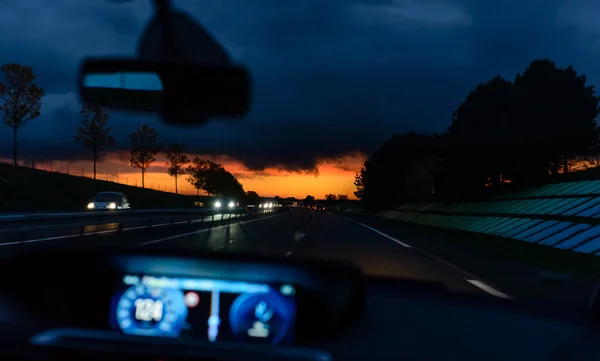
[116,284,188,337]
[111,274,296,345]
[229,291,295,344]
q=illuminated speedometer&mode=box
[116,284,187,337]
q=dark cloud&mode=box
[1,0,600,172]
[334,165,356,172]
[232,172,272,180]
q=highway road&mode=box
[9,207,595,307]
[134,209,490,297]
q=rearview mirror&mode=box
[78,58,251,125]
[83,72,163,91]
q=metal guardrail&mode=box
[0,207,243,224]
[376,181,600,257]
[0,208,281,244]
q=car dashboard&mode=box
[0,248,600,361]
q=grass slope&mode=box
[0,162,206,212]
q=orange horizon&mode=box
[2,152,366,200]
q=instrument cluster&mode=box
[111,274,296,345]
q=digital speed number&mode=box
[134,298,164,322]
[116,284,188,338]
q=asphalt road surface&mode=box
[3,208,596,306]
[132,208,488,297]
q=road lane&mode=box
[280,211,490,296]
[9,207,583,304]
[342,212,598,306]
[0,209,272,245]
[135,208,306,254]
[135,208,490,297]
[0,211,272,258]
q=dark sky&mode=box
[0,0,599,172]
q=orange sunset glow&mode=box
[12,152,366,199]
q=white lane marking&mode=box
[357,223,411,248]
[123,226,148,231]
[293,232,305,241]
[2,222,171,244]
[133,210,289,247]
[17,229,119,244]
[413,248,512,299]
[0,209,211,219]
[2,211,282,246]
[1,234,79,245]
[350,218,512,300]
[466,280,512,299]
[340,216,353,221]
[0,241,20,246]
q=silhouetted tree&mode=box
[357,58,600,205]
[440,58,600,199]
[355,132,440,208]
[246,191,260,205]
[207,168,245,198]
[164,144,189,194]
[337,194,349,201]
[0,64,45,166]
[75,104,115,179]
[440,76,514,199]
[325,194,337,201]
[186,158,244,198]
[129,124,159,188]
[512,59,600,179]
[354,171,365,200]
[304,195,315,206]
[186,158,222,195]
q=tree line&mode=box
[354,58,600,209]
[78,112,245,198]
[0,63,244,198]
[324,194,348,201]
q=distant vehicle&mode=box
[193,201,204,207]
[212,198,239,209]
[258,202,274,209]
[87,192,130,210]
[314,204,325,213]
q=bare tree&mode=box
[165,144,189,194]
[75,104,115,179]
[129,124,159,188]
[0,64,45,165]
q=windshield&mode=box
[1,0,600,311]
[94,193,119,202]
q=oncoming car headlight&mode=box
[228,201,235,208]
[87,202,95,209]
[215,201,222,208]
[108,202,116,209]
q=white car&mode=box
[87,192,130,210]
